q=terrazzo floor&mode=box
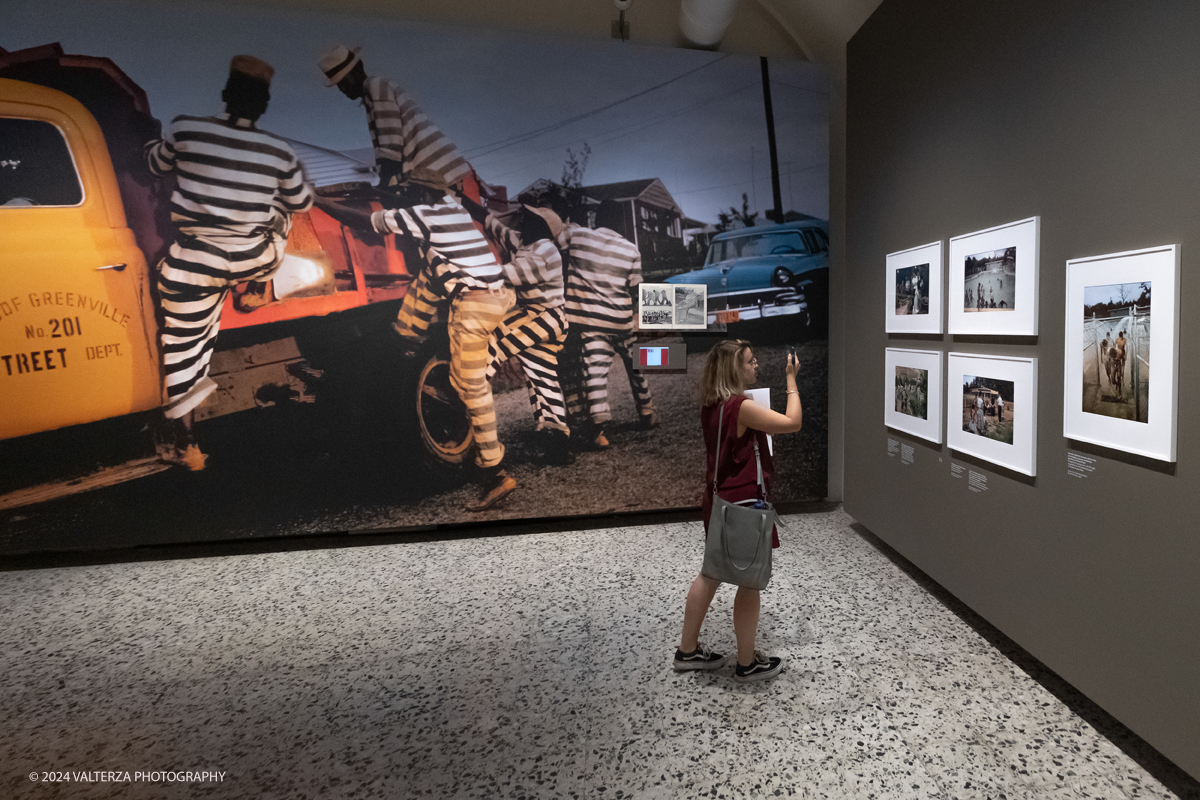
[0,508,1187,799]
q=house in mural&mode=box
[516,176,691,276]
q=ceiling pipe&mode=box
[678,0,740,48]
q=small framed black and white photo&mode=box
[948,217,1039,336]
[946,352,1038,476]
[886,241,943,334]
[638,283,707,330]
[1063,244,1179,462]
[884,347,943,443]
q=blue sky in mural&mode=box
[6,0,829,223]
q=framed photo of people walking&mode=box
[946,352,1037,476]
[948,217,1039,336]
[884,348,943,443]
[1063,244,1179,462]
[885,241,943,333]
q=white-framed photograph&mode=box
[639,283,707,330]
[948,217,1039,335]
[884,347,943,443]
[1063,244,1179,462]
[671,284,708,329]
[639,283,674,329]
[885,241,943,333]
[946,352,1038,475]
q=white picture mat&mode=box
[948,217,1040,335]
[639,283,707,330]
[1062,244,1179,462]
[744,387,773,455]
[885,241,944,333]
[946,352,1038,475]
[884,348,943,443]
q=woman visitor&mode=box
[674,340,803,683]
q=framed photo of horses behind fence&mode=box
[884,347,943,443]
[885,241,943,334]
[948,217,1039,336]
[1063,244,1180,462]
[946,352,1038,476]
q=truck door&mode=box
[0,80,162,440]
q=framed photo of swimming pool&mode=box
[946,352,1037,476]
[886,241,943,333]
[1063,244,1179,462]
[884,348,943,443]
[948,217,1039,335]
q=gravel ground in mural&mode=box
[0,341,828,554]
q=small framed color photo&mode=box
[886,241,943,333]
[948,217,1039,335]
[639,283,707,330]
[1063,244,1180,461]
[884,348,943,443]
[946,352,1038,476]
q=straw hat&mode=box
[522,205,564,240]
[318,45,361,87]
[230,55,274,85]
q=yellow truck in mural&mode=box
[0,44,481,508]
[0,78,164,441]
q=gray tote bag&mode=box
[701,399,777,590]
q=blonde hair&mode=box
[699,339,751,407]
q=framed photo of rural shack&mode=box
[1063,244,1179,462]
[948,217,1039,335]
[884,347,943,443]
[886,241,943,333]
[946,352,1038,476]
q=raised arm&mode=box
[736,353,803,435]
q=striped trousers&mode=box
[393,269,443,340]
[448,285,515,469]
[486,306,569,434]
[157,229,286,420]
[562,329,656,427]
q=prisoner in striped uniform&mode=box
[319,46,470,188]
[458,198,571,449]
[315,170,517,510]
[557,202,657,447]
[145,55,313,471]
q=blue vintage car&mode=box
[665,219,829,330]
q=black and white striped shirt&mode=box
[363,77,471,186]
[146,114,313,237]
[558,223,642,332]
[372,196,503,296]
[484,215,564,311]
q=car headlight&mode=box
[771,266,793,287]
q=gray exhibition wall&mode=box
[845,0,1200,780]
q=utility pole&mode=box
[760,56,784,224]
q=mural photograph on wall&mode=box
[1063,245,1179,462]
[0,0,830,550]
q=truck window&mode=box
[0,118,84,208]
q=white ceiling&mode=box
[180,0,886,66]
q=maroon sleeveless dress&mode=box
[701,395,779,548]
